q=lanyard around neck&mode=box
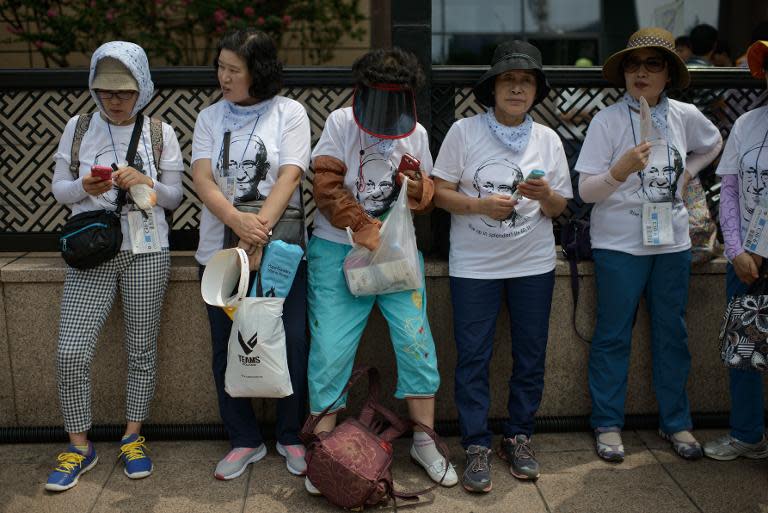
[221,116,261,173]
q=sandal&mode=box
[595,426,624,463]
[658,429,703,460]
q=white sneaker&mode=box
[304,476,322,496]
[409,444,458,487]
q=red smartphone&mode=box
[396,153,421,186]
[91,165,113,181]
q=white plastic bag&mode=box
[200,248,293,398]
[343,177,422,296]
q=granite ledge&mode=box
[0,251,728,283]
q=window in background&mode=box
[432,0,601,65]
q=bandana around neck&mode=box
[361,131,396,160]
[623,92,669,135]
[223,98,272,134]
[484,108,533,153]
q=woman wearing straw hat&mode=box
[575,27,722,463]
[704,40,768,461]
[46,41,185,491]
[433,40,573,491]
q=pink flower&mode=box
[256,16,265,25]
[282,14,292,25]
[213,8,227,23]
[215,25,225,34]
[6,25,23,35]
[181,0,191,4]
[243,6,255,17]
[105,8,115,21]
[155,0,163,5]
[90,0,96,7]
[46,8,58,18]
[34,40,44,49]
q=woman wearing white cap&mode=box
[46,41,185,491]
[704,40,768,461]
[576,28,722,463]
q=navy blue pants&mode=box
[451,271,555,448]
[200,262,308,448]
[589,249,693,433]
[726,264,765,444]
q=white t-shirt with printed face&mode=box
[431,115,573,279]
[310,107,434,245]
[575,99,721,255]
[716,105,768,239]
[191,96,311,265]
[53,114,185,249]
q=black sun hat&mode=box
[473,40,551,108]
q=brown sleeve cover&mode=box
[312,155,382,232]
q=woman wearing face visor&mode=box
[576,28,722,463]
[305,48,458,494]
[432,40,573,492]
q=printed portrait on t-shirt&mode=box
[634,142,684,204]
[355,152,401,218]
[471,158,528,229]
[93,144,146,208]
[217,134,270,202]
[738,142,768,224]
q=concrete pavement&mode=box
[2,430,767,513]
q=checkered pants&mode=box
[57,249,170,433]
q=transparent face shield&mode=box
[352,83,417,139]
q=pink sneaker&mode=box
[276,442,306,475]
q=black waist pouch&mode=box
[59,209,123,269]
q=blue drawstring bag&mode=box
[249,240,304,298]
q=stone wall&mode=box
[0,252,754,428]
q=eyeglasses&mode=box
[95,90,136,100]
[621,56,667,73]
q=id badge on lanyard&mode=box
[642,202,674,246]
[743,205,768,258]
[128,209,161,254]
[221,131,236,203]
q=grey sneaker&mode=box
[462,445,492,493]
[276,442,307,476]
[658,430,703,460]
[595,426,624,463]
[703,434,768,461]
[500,434,540,480]
[214,445,267,480]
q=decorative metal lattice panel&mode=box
[1,68,766,251]
[0,83,354,240]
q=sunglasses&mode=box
[95,90,136,100]
[621,56,667,73]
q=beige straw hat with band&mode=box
[747,40,768,79]
[91,57,139,91]
[602,27,690,90]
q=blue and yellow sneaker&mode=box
[45,442,98,492]
[119,434,153,479]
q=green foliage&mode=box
[1,0,366,66]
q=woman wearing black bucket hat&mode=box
[433,40,573,492]
[575,27,722,464]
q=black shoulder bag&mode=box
[220,130,306,249]
[59,115,144,269]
